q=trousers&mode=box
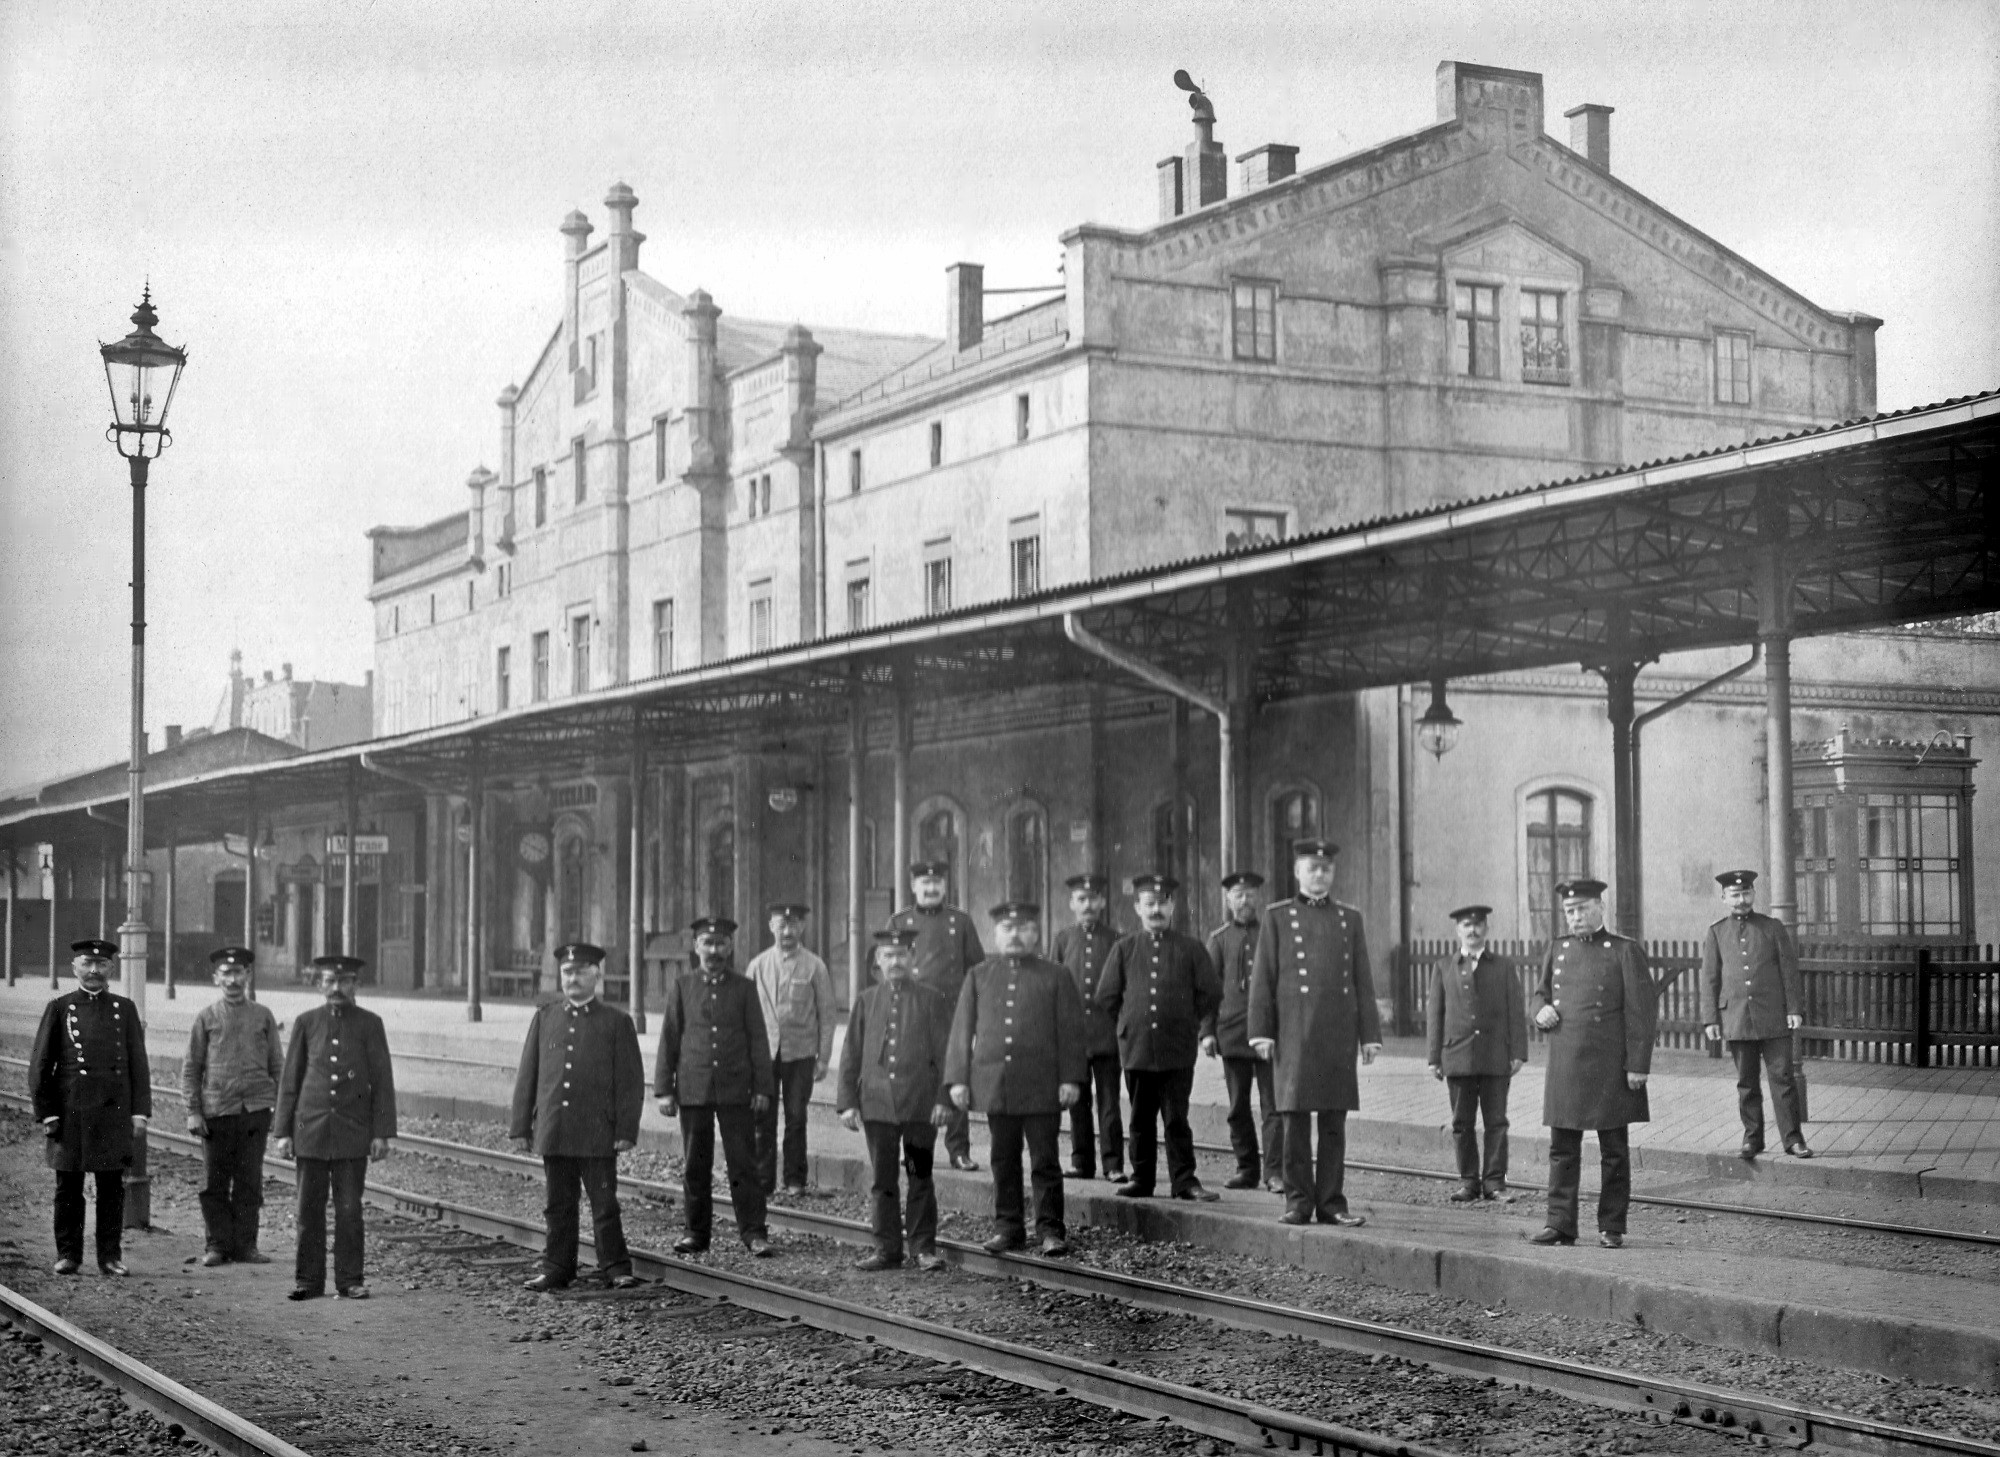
[679,1104,766,1245]
[1124,1066,1198,1194]
[294,1157,367,1292]
[1445,1075,1511,1193]
[542,1155,630,1282]
[754,1058,817,1193]
[864,1119,938,1257]
[199,1109,272,1257]
[1280,1109,1351,1220]
[988,1112,1064,1241]
[54,1170,125,1265]
[1222,1056,1283,1180]
[1730,1037,1802,1147]
[1545,1125,1631,1237]
[1067,1054,1123,1174]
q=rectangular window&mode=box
[744,475,756,519]
[761,475,772,515]
[531,632,550,702]
[496,646,511,711]
[1009,535,1041,597]
[1519,289,1569,384]
[1716,331,1752,404]
[929,421,943,468]
[923,547,953,615]
[533,467,547,527]
[652,599,674,676]
[570,613,591,692]
[1016,393,1031,442]
[572,437,588,504]
[654,416,669,483]
[848,449,863,494]
[748,585,773,651]
[846,576,871,632]
[1231,280,1277,362]
[1224,508,1287,550]
[494,563,510,599]
[1454,283,1500,378]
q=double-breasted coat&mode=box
[1425,949,1528,1077]
[836,978,953,1125]
[1205,918,1261,1059]
[942,953,1087,1116]
[1096,928,1221,1071]
[1697,912,1802,1042]
[888,903,986,1017]
[273,1004,398,1160]
[31,989,151,1172]
[654,971,775,1108]
[1247,898,1382,1112]
[510,998,645,1156]
[1534,931,1656,1129]
[1052,922,1121,1061]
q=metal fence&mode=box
[1406,937,1999,1068]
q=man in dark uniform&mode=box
[888,861,986,1171]
[1248,840,1381,1228]
[837,928,953,1271]
[183,945,283,1265]
[655,918,775,1257]
[943,902,1086,1256]
[1207,871,1282,1192]
[511,943,645,1291]
[1051,872,1121,1181]
[274,955,397,1299]
[1097,874,1222,1202]
[1425,906,1527,1201]
[1530,879,1656,1249]
[31,940,151,1276]
[1699,870,1811,1159]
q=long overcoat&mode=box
[1534,931,1656,1129]
[1247,898,1382,1112]
[510,998,645,1156]
[1697,912,1802,1042]
[654,971,775,1108]
[1205,918,1260,1059]
[887,903,986,1015]
[1425,949,1528,1077]
[31,989,151,1172]
[1096,928,1221,1072]
[273,1003,397,1160]
[942,953,1087,1116]
[1052,922,1120,1061]
[836,977,953,1126]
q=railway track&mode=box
[0,1281,311,1457]
[6,1089,1983,1457]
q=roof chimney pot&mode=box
[1236,143,1299,191]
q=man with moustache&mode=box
[1207,871,1282,1192]
[1097,874,1223,1202]
[511,943,645,1291]
[31,940,151,1276]
[888,861,986,1170]
[1425,906,1527,1202]
[1699,870,1811,1160]
[1051,872,1122,1181]
[183,945,284,1265]
[748,902,837,1198]
[274,955,397,1300]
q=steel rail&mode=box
[0,1281,314,1457]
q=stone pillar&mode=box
[682,289,729,665]
[892,667,911,913]
[846,684,866,1009]
[629,730,647,1032]
[782,326,823,640]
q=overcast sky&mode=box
[2,0,1995,790]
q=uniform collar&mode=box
[1458,945,1485,965]
[913,904,944,917]
[78,986,105,1001]
[1297,895,1331,909]
[564,997,598,1013]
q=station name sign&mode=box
[327,834,390,856]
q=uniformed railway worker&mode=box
[183,945,283,1265]
[655,917,776,1257]
[1248,840,1381,1228]
[510,943,645,1291]
[747,902,837,1197]
[31,940,151,1276]
[1699,870,1811,1159]
[1207,871,1282,1192]
[274,955,397,1300]
[889,862,987,1171]
[1530,879,1657,1249]
[837,928,953,1271]
[943,901,1087,1256]
[1051,872,1122,1181]
[1097,874,1222,1202]
[1425,906,1527,1201]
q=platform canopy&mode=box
[5,390,1995,848]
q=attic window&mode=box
[1716,331,1753,405]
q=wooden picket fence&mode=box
[1405,937,1999,1068]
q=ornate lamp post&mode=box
[100,288,186,1226]
[1415,676,1463,761]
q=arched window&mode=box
[557,834,588,943]
[1005,802,1048,911]
[703,816,736,925]
[1269,786,1321,900]
[914,799,965,907]
[1525,788,1592,940]
[1151,795,1199,921]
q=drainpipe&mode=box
[1063,615,1236,872]
[1629,644,1761,938]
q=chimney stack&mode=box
[1157,157,1184,220]
[282,662,293,680]
[1236,143,1299,191]
[1565,103,1612,172]
[945,263,984,352]
[165,724,182,750]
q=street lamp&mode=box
[1415,676,1462,761]
[101,287,186,1229]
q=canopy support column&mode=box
[1760,575,1797,928]
[846,677,866,1009]
[47,848,59,987]
[892,667,910,911]
[4,846,15,988]
[1596,659,1641,939]
[466,770,484,1023]
[342,765,358,956]
[629,728,647,1033]
[163,827,177,999]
